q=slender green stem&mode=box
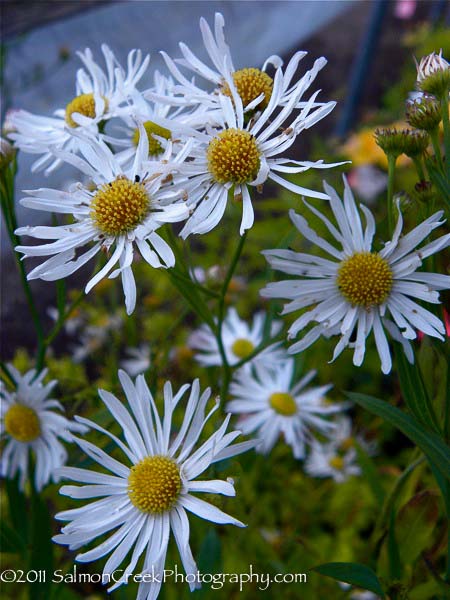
[430,128,445,173]
[386,155,397,237]
[169,268,220,299]
[216,232,248,402]
[440,95,450,183]
[412,155,426,182]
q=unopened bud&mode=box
[416,50,450,98]
[406,95,442,132]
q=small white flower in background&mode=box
[47,306,84,336]
[71,313,123,363]
[15,123,191,315]
[161,12,332,116]
[53,371,255,600]
[9,45,150,175]
[189,307,286,368]
[227,359,345,459]
[0,366,86,491]
[120,344,151,376]
[261,176,450,373]
[304,416,373,483]
[347,165,387,204]
[170,88,339,237]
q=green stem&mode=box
[440,95,450,183]
[35,290,85,372]
[430,127,445,173]
[412,155,426,181]
[387,155,397,237]
[217,232,248,401]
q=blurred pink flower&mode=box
[395,0,417,20]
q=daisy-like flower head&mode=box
[9,45,149,174]
[105,71,209,167]
[304,417,366,483]
[160,12,332,117]
[53,371,255,600]
[170,86,339,237]
[0,366,86,491]
[227,359,345,459]
[15,122,192,314]
[261,176,450,374]
[416,49,450,97]
[189,307,286,369]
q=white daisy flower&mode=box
[161,12,332,116]
[53,371,254,600]
[188,307,286,368]
[227,359,344,459]
[261,177,450,373]
[170,89,339,237]
[9,45,149,175]
[0,366,86,491]
[106,71,210,167]
[304,417,364,483]
[15,124,191,315]
[72,313,123,363]
[120,344,151,376]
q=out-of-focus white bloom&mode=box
[0,366,86,491]
[54,372,254,600]
[189,308,286,368]
[347,165,387,204]
[15,124,191,315]
[227,359,345,459]
[305,416,375,483]
[9,45,149,174]
[71,313,123,363]
[261,177,450,373]
[120,344,151,376]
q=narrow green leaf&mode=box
[312,562,385,597]
[346,392,450,483]
[0,520,26,554]
[5,477,28,551]
[387,510,403,580]
[396,491,439,565]
[395,344,440,434]
[28,487,54,600]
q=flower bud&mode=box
[406,95,442,132]
[0,136,15,169]
[416,50,450,98]
[374,127,428,159]
[413,180,437,204]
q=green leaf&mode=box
[28,486,54,600]
[346,392,450,483]
[0,520,26,554]
[312,562,385,597]
[387,510,402,580]
[396,491,439,565]
[5,477,28,552]
[395,344,440,434]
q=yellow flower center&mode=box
[269,392,297,416]
[329,456,345,471]
[4,404,41,442]
[207,128,261,184]
[90,176,150,236]
[222,68,273,110]
[340,437,354,451]
[132,121,171,156]
[128,455,181,514]
[65,93,108,128]
[231,338,255,359]
[336,252,393,307]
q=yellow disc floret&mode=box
[4,404,41,442]
[269,392,297,416]
[132,121,171,156]
[336,252,393,307]
[329,456,345,471]
[222,68,273,110]
[207,128,261,184]
[90,176,150,236]
[65,93,108,128]
[231,338,255,359]
[128,455,181,514]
